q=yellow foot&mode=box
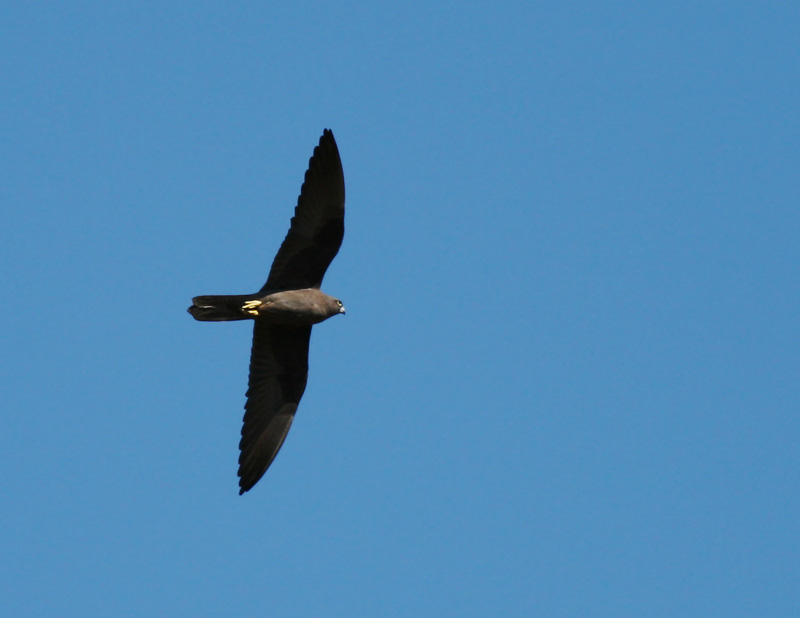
[242,300,262,316]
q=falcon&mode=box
[188,129,346,495]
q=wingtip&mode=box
[321,128,335,144]
[238,476,252,495]
[238,471,253,495]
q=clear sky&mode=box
[2,2,798,616]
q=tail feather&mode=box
[188,295,254,321]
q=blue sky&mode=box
[2,2,798,616]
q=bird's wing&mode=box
[261,129,345,292]
[238,321,312,494]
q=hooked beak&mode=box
[339,305,346,315]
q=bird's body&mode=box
[190,289,344,325]
[188,129,345,495]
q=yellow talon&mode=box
[242,300,261,316]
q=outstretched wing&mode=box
[238,321,312,494]
[261,129,345,292]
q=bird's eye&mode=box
[337,300,342,306]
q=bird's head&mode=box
[335,299,346,315]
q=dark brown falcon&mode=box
[188,129,346,494]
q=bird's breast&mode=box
[249,289,337,325]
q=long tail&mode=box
[188,295,254,321]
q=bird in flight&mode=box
[188,129,346,495]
